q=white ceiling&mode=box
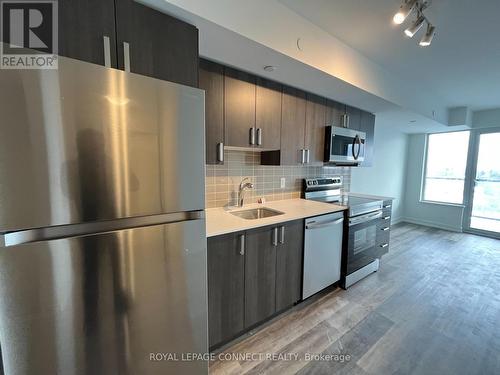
[279,0,500,111]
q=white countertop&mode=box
[206,199,347,237]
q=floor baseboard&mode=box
[399,217,463,232]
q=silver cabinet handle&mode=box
[306,149,310,164]
[123,42,131,72]
[306,217,344,230]
[279,226,285,244]
[103,36,111,67]
[381,227,390,231]
[383,216,391,220]
[380,243,389,248]
[217,142,224,163]
[341,113,349,128]
[249,127,256,145]
[239,234,245,255]
[272,227,278,247]
[257,128,262,146]
[383,204,392,209]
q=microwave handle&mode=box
[352,134,361,160]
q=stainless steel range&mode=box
[303,177,388,289]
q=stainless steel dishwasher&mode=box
[303,211,344,299]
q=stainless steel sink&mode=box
[230,207,284,220]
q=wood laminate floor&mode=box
[209,223,500,375]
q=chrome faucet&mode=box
[238,177,254,207]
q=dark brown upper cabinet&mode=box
[255,78,282,150]
[57,0,199,87]
[305,94,327,165]
[201,61,376,168]
[115,0,198,87]
[224,68,256,148]
[345,105,362,130]
[325,99,345,128]
[58,0,117,67]
[199,60,224,164]
[274,86,306,165]
[360,111,376,167]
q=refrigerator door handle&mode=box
[1,211,205,247]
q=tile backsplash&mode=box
[205,150,351,208]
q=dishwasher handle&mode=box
[306,217,344,230]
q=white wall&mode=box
[350,118,409,223]
[402,134,465,232]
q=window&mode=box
[422,131,470,204]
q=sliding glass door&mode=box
[463,128,500,237]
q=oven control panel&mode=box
[304,177,343,190]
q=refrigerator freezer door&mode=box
[0,219,208,375]
[0,56,205,232]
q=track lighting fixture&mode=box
[393,0,436,46]
[419,24,435,46]
[393,0,417,25]
[404,15,425,38]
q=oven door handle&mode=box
[306,217,344,230]
[349,211,382,226]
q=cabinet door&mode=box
[115,0,199,87]
[280,87,306,165]
[305,93,326,164]
[325,99,344,128]
[360,111,375,167]
[224,68,256,148]
[346,105,362,130]
[199,60,224,164]
[207,233,245,347]
[58,0,117,66]
[276,220,304,311]
[245,227,277,328]
[256,78,282,150]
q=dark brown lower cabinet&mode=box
[376,200,393,256]
[275,220,304,311]
[244,227,277,327]
[207,232,245,347]
[207,219,305,348]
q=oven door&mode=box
[327,126,366,164]
[346,210,383,274]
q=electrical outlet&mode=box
[280,177,286,189]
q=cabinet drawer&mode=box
[377,221,391,231]
[376,230,390,247]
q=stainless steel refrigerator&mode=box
[0,55,208,374]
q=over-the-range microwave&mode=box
[324,126,366,166]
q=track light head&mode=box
[404,15,425,37]
[419,24,435,46]
[393,0,417,24]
